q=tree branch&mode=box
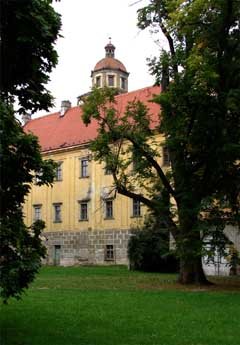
[158,19,178,76]
[126,135,176,200]
[112,170,178,237]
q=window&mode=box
[55,162,63,181]
[105,245,114,261]
[163,147,170,166]
[54,245,61,266]
[121,77,126,89]
[53,203,62,222]
[105,200,113,219]
[108,75,114,87]
[96,76,101,87]
[80,158,89,178]
[79,202,88,221]
[132,199,141,217]
[33,205,42,221]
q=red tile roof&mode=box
[24,86,161,153]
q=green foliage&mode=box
[0,0,61,113]
[0,0,60,301]
[128,215,179,273]
[0,101,57,302]
[83,0,240,284]
[0,219,46,302]
[82,87,171,213]
[0,101,57,217]
[140,0,240,281]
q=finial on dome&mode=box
[105,37,115,58]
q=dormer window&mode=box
[108,75,114,87]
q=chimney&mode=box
[60,100,71,117]
[22,113,31,125]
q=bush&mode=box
[128,216,179,273]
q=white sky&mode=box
[36,0,166,117]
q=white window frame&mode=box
[105,199,113,219]
[104,244,114,261]
[53,203,62,223]
[33,204,42,221]
[80,158,89,178]
[121,77,126,90]
[79,201,88,221]
[107,74,115,87]
[55,162,63,181]
[96,75,101,87]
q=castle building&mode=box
[23,41,239,274]
[23,86,162,266]
[23,41,163,266]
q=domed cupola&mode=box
[91,38,129,93]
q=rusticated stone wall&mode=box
[43,229,132,266]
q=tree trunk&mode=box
[176,207,212,285]
[178,256,211,285]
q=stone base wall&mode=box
[43,229,132,266]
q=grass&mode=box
[1,266,240,345]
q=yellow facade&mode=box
[22,42,166,266]
[24,144,149,231]
[23,133,168,265]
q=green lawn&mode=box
[1,266,240,345]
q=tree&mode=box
[0,0,61,301]
[0,0,61,113]
[82,0,240,284]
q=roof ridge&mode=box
[26,105,80,124]
[25,86,160,125]
[115,85,160,100]
[24,85,161,152]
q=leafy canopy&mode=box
[0,0,61,301]
[0,0,61,113]
[83,0,240,284]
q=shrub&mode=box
[128,215,179,273]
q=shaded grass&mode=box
[1,266,240,345]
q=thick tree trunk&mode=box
[178,256,211,285]
[176,206,212,285]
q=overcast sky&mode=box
[38,0,166,116]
